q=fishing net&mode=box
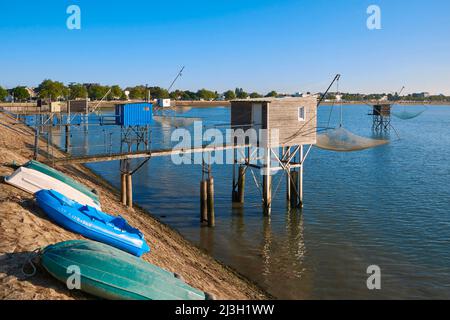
[153,115,198,128]
[391,109,425,120]
[315,126,389,152]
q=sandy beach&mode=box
[0,111,268,300]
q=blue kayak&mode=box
[35,189,150,257]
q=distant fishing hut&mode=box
[230,97,317,212]
[370,102,392,131]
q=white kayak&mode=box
[5,166,101,210]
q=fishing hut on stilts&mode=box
[230,97,317,214]
[369,103,392,131]
[20,91,319,227]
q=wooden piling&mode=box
[299,145,304,208]
[290,170,299,207]
[33,127,39,160]
[200,180,208,223]
[64,125,70,152]
[207,177,215,227]
[126,173,133,208]
[237,165,245,204]
[286,147,291,201]
[262,148,272,211]
[262,174,272,210]
[121,173,127,205]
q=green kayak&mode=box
[40,240,208,300]
[24,160,100,203]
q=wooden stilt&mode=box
[232,148,237,202]
[290,170,299,207]
[286,147,291,201]
[65,125,70,152]
[200,180,208,223]
[237,165,245,204]
[33,127,39,160]
[262,148,272,211]
[121,173,127,205]
[299,145,304,207]
[207,177,215,227]
[126,173,133,208]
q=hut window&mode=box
[298,106,305,121]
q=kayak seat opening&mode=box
[79,205,107,224]
[47,190,75,207]
[110,216,144,238]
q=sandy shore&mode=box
[0,111,269,300]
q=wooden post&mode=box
[207,177,215,227]
[237,165,245,204]
[299,145,304,207]
[64,124,70,152]
[200,180,208,223]
[126,173,133,208]
[121,173,127,205]
[286,147,291,201]
[290,170,299,207]
[262,148,272,211]
[33,126,39,160]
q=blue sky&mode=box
[1,0,449,94]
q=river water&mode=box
[45,104,450,299]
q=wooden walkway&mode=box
[48,144,248,164]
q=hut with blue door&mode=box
[115,102,153,126]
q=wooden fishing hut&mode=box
[230,97,317,212]
[370,102,392,131]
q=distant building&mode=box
[412,92,431,99]
[157,98,171,107]
[4,94,14,102]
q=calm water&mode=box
[46,105,450,299]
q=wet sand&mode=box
[0,111,268,300]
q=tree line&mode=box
[0,80,281,102]
[1,80,449,103]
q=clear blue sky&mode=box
[1,0,449,94]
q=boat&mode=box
[35,189,149,257]
[40,240,209,300]
[23,160,100,204]
[6,166,101,210]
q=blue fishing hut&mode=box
[115,102,153,127]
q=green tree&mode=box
[38,79,68,100]
[235,88,248,99]
[12,86,31,101]
[169,90,185,100]
[149,86,170,99]
[223,90,236,100]
[265,90,278,97]
[179,90,198,100]
[0,86,7,101]
[250,92,262,98]
[88,84,110,100]
[68,83,88,100]
[197,89,217,101]
[109,85,123,100]
[127,86,147,100]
